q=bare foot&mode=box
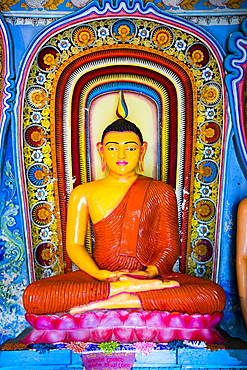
[69,293,141,314]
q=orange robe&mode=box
[23,176,225,315]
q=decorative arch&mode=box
[14,0,227,282]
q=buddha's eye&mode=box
[126,147,137,151]
[107,147,118,151]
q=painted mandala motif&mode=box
[27,163,51,187]
[31,201,54,227]
[192,238,213,263]
[196,159,218,184]
[151,26,174,50]
[199,121,221,145]
[186,43,210,69]
[194,198,216,223]
[71,25,96,48]
[24,125,47,148]
[201,82,222,107]
[25,85,49,110]
[37,46,61,72]
[34,241,57,268]
[112,19,136,42]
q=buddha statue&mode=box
[23,118,226,318]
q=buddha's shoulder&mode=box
[71,178,109,196]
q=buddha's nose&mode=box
[118,146,126,159]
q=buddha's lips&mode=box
[116,161,128,166]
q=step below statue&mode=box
[22,94,226,344]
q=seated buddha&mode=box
[23,118,226,317]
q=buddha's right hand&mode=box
[93,269,126,282]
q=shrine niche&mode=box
[14,1,227,285]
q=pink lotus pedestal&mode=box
[20,310,225,344]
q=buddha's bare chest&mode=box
[87,185,129,223]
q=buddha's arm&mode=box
[66,185,119,281]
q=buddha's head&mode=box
[101,118,143,144]
[97,118,147,175]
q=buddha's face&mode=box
[97,131,147,176]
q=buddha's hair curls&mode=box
[101,118,143,145]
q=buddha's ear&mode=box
[97,142,106,172]
[139,141,148,172]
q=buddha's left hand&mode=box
[117,265,158,279]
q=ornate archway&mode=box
[14,1,227,282]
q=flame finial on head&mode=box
[116,91,128,119]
